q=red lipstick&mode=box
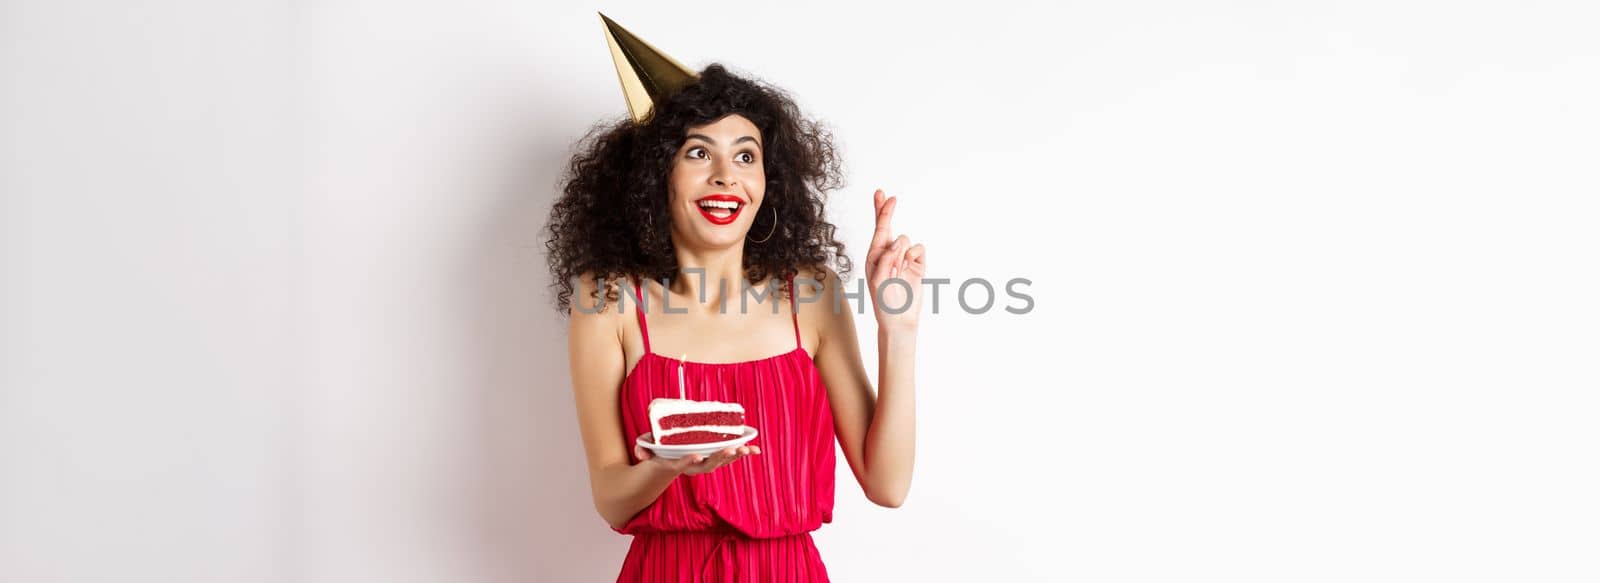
[694,194,744,226]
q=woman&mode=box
[546,59,926,581]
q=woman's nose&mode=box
[710,160,737,187]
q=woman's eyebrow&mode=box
[685,134,761,147]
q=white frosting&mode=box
[654,424,744,439]
[648,398,745,442]
[648,398,743,416]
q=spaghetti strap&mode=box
[787,275,801,351]
[632,276,651,354]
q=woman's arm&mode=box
[813,267,919,508]
[813,190,926,508]
[567,274,678,529]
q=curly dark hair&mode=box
[544,63,851,314]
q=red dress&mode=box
[614,277,836,582]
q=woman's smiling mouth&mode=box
[695,194,744,225]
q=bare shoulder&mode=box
[795,264,855,350]
[568,271,623,345]
[792,264,838,310]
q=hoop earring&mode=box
[747,206,778,243]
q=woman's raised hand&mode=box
[865,189,926,331]
[634,437,761,476]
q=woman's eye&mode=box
[687,147,707,159]
[737,152,755,163]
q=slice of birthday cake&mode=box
[648,398,745,445]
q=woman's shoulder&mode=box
[568,271,627,332]
[793,264,851,324]
[794,264,844,301]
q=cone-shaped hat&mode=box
[599,13,699,123]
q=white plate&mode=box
[637,426,759,460]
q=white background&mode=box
[4,1,1598,581]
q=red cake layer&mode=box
[659,431,742,445]
[658,411,744,430]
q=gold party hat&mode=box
[599,13,699,123]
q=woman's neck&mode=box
[670,245,746,310]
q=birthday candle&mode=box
[678,354,687,400]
